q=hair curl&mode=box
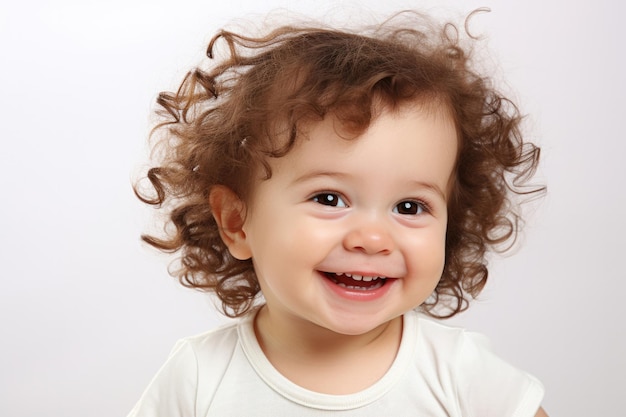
[135,10,544,318]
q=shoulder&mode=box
[408,312,485,359]
[405,312,545,417]
[157,319,241,375]
[408,312,512,367]
[170,318,246,392]
[181,319,241,356]
[127,319,244,417]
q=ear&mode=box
[209,185,252,260]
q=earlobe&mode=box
[209,185,252,260]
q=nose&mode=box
[343,219,395,255]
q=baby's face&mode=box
[239,103,457,336]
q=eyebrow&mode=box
[291,170,350,184]
[408,180,447,201]
[292,170,448,201]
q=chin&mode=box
[314,313,400,337]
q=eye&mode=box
[312,193,348,208]
[393,200,427,215]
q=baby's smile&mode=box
[321,271,389,291]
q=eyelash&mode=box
[310,192,432,215]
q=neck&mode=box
[253,305,403,394]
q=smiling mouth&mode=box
[322,272,388,291]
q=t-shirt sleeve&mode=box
[127,340,199,417]
[454,332,544,417]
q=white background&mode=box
[1,0,624,415]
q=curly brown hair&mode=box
[136,11,544,318]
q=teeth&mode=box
[331,272,385,281]
[335,281,384,291]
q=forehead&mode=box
[264,102,458,195]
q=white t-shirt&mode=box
[128,311,544,416]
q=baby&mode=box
[130,10,548,416]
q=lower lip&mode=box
[319,272,395,302]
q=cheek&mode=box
[405,229,447,274]
[245,212,328,271]
[271,215,337,249]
